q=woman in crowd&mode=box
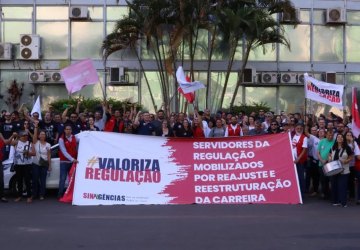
[22,120,34,141]
[159,120,173,137]
[169,115,176,129]
[178,119,193,137]
[209,119,226,137]
[275,115,282,127]
[12,130,36,203]
[242,115,249,126]
[248,116,256,131]
[345,131,359,200]
[85,116,100,131]
[192,117,205,138]
[32,121,51,200]
[329,134,353,207]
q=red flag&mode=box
[59,163,77,203]
[351,88,360,137]
[178,75,195,104]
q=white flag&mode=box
[176,66,205,94]
[31,96,42,120]
[304,73,344,108]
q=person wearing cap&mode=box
[11,130,36,203]
[291,123,308,195]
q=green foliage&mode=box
[49,97,142,114]
[230,102,271,115]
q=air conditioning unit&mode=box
[281,8,301,23]
[28,71,45,83]
[326,8,346,24]
[280,73,298,84]
[242,68,256,83]
[297,73,313,84]
[20,34,41,60]
[261,72,278,84]
[0,43,13,60]
[48,71,64,82]
[110,67,128,82]
[70,6,89,20]
[323,72,336,83]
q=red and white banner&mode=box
[60,59,100,94]
[304,73,344,108]
[73,132,301,206]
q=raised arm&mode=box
[33,120,40,145]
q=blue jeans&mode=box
[32,164,48,197]
[296,162,306,195]
[58,162,72,197]
[330,173,349,206]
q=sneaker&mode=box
[332,203,341,206]
[14,197,22,202]
[310,192,317,197]
[26,197,32,203]
[342,205,348,208]
[1,197,8,203]
[39,196,44,201]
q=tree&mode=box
[102,0,296,112]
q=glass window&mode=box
[346,26,360,63]
[299,10,310,23]
[105,22,138,60]
[36,22,68,59]
[107,7,129,21]
[106,85,138,103]
[279,25,310,62]
[3,21,32,43]
[345,74,360,109]
[245,87,277,111]
[210,72,240,110]
[141,72,163,112]
[248,44,276,61]
[141,39,156,60]
[278,86,304,114]
[313,25,343,62]
[313,9,325,24]
[1,7,33,19]
[37,7,68,20]
[347,11,360,24]
[88,7,103,19]
[71,22,103,59]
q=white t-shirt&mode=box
[14,140,33,165]
[33,141,51,165]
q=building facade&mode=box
[0,0,359,115]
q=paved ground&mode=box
[0,195,359,250]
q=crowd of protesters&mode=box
[0,100,360,207]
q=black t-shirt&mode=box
[0,121,14,139]
[40,120,58,145]
[12,120,23,132]
[173,122,186,137]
